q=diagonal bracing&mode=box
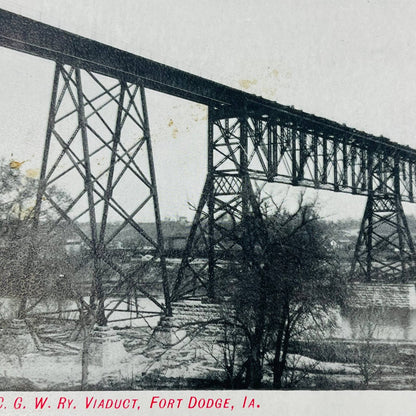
[31,63,171,325]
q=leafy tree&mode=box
[218,192,348,388]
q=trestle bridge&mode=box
[1,9,415,324]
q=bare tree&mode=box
[216,192,348,388]
[0,159,73,318]
[350,306,386,387]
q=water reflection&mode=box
[336,307,416,341]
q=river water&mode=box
[333,307,416,341]
[2,297,416,341]
[0,296,163,328]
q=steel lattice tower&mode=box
[30,64,171,324]
[352,153,416,281]
[174,108,267,300]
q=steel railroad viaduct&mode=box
[0,9,414,323]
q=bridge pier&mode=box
[30,63,171,323]
[353,192,416,281]
[173,107,263,301]
[352,151,416,281]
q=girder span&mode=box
[208,109,416,202]
[1,7,416,177]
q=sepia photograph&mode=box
[1,1,416,411]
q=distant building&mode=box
[329,239,354,250]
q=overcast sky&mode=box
[1,0,416,221]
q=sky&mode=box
[1,0,416,222]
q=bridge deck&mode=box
[1,8,416,201]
